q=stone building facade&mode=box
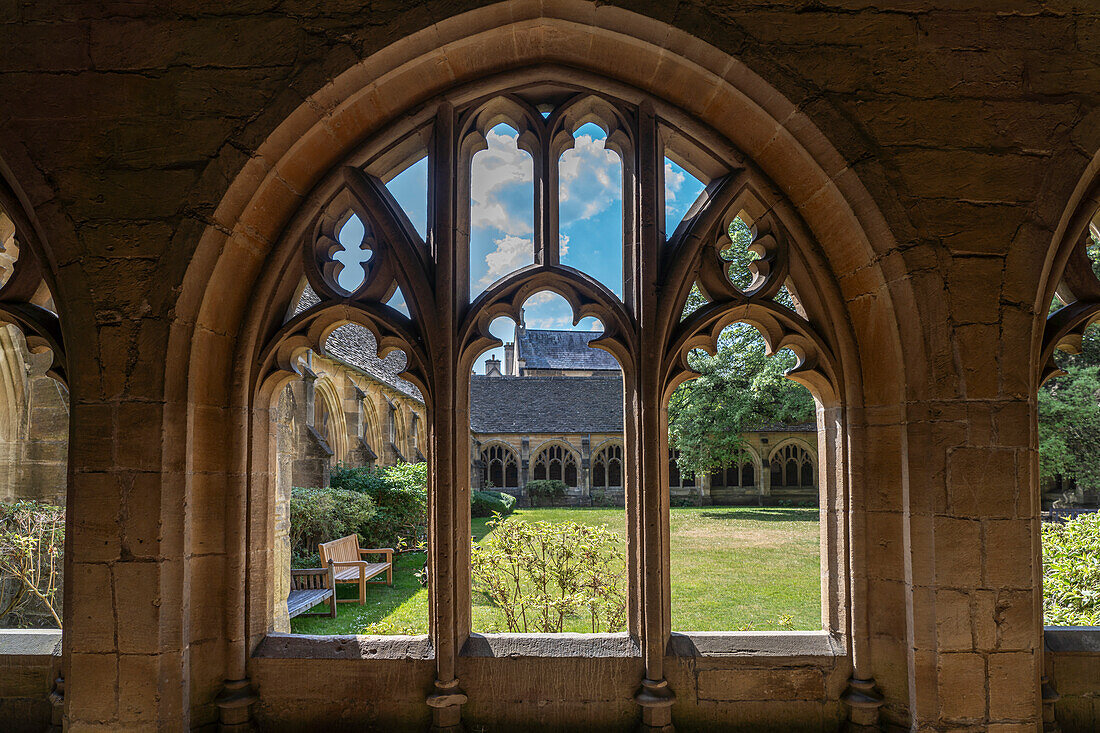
[1,3,1100,732]
[470,350,817,507]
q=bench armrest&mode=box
[328,560,368,569]
[290,566,335,589]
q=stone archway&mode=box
[166,3,922,731]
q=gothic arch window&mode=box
[768,443,814,488]
[254,72,850,727]
[710,454,756,489]
[668,447,696,490]
[532,443,579,488]
[481,444,519,489]
[592,443,624,489]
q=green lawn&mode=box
[289,506,821,635]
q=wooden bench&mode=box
[287,566,337,619]
[319,535,393,604]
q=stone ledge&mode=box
[1045,626,1100,654]
[254,633,434,660]
[667,631,843,659]
[461,632,640,658]
[0,629,62,657]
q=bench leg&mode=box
[387,564,393,586]
[359,574,366,605]
[329,593,337,618]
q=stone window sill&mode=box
[0,628,62,657]
[668,630,843,658]
[255,632,433,660]
[254,630,842,662]
[1044,625,1100,653]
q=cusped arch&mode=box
[168,2,917,723]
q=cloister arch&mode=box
[165,4,920,731]
[311,376,347,460]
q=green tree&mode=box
[670,218,813,477]
[668,322,815,477]
[1039,323,1100,492]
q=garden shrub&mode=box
[525,479,568,506]
[289,486,376,561]
[1042,511,1100,626]
[471,514,626,633]
[330,463,428,551]
[0,500,64,628]
[471,490,516,518]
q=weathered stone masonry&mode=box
[0,1,1098,731]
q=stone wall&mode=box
[0,630,60,733]
[0,1,1099,730]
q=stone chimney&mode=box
[485,355,502,377]
[503,342,514,375]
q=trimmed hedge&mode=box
[471,490,516,518]
[525,479,568,506]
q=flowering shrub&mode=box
[0,500,64,628]
[471,514,626,633]
[1042,511,1100,626]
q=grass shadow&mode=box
[699,507,819,522]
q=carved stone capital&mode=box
[216,678,258,732]
[842,677,884,731]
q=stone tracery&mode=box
[253,80,849,731]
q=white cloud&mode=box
[664,159,686,202]
[559,134,620,224]
[664,159,687,220]
[559,233,570,257]
[471,129,533,235]
[479,234,532,287]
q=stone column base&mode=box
[216,678,258,732]
[636,677,675,731]
[47,675,63,733]
[1042,675,1061,732]
[842,677,883,731]
[427,677,467,732]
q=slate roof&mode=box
[293,284,423,402]
[516,328,620,371]
[470,375,623,433]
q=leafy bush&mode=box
[590,490,619,508]
[526,479,568,506]
[0,500,64,628]
[330,463,428,551]
[471,490,516,518]
[289,486,376,560]
[471,514,626,633]
[1043,511,1100,626]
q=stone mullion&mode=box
[424,102,468,731]
[633,100,675,732]
[533,126,557,268]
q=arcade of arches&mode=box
[2,2,1100,732]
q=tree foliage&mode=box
[1042,511,1100,626]
[670,218,814,477]
[1039,321,1100,493]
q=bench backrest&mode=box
[319,534,361,566]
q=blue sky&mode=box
[330,128,706,374]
